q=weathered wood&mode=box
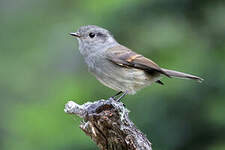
[64,98,152,150]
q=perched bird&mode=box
[70,25,203,100]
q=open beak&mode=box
[69,32,81,38]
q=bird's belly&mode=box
[89,60,159,94]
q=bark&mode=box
[64,98,152,150]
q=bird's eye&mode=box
[89,33,95,38]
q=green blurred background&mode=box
[1,0,225,150]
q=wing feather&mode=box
[105,45,171,77]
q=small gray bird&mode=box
[70,25,203,100]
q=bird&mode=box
[70,25,203,101]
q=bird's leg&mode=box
[110,91,123,100]
[116,91,128,102]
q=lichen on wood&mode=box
[64,98,152,150]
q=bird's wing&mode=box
[105,45,171,77]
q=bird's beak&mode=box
[69,32,81,38]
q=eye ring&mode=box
[89,32,95,38]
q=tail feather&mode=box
[162,68,204,83]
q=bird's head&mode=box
[70,25,117,56]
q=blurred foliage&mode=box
[0,0,225,150]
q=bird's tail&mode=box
[162,68,204,83]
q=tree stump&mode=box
[64,98,152,150]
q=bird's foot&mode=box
[109,91,123,101]
[109,91,128,102]
[116,91,128,102]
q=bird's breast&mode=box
[84,54,158,94]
